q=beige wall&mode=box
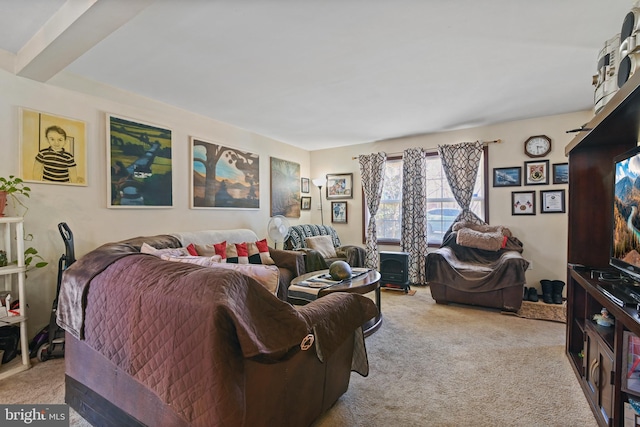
[309,110,593,295]
[0,70,311,331]
[0,66,593,332]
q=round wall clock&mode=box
[524,135,552,158]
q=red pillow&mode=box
[214,241,227,260]
[186,243,198,256]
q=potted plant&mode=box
[0,175,31,217]
[0,175,46,269]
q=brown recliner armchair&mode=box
[425,222,530,312]
[284,224,366,272]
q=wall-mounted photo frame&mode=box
[301,177,310,193]
[553,162,569,184]
[107,114,173,208]
[524,160,549,185]
[512,191,535,215]
[270,157,301,218]
[20,107,87,186]
[540,189,566,213]
[493,166,521,187]
[190,137,260,209]
[326,173,353,199]
[622,331,640,395]
[301,196,311,210]
[331,201,348,223]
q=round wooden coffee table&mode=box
[289,268,382,336]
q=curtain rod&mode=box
[351,139,501,159]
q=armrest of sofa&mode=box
[269,247,306,277]
[297,292,378,360]
[336,245,366,268]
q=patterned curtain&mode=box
[401,148,429,285]
[358,152,387,269]
[437,141,485,225]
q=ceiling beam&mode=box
[16,0,154,82]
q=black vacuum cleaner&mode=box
[30,222,75,361]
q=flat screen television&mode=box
[611,144,640,282]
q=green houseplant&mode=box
[0,175,47,269]
[0,175,31,217]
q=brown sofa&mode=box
[58,229,378,427]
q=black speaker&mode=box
[380,251,410,292]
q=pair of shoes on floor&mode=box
[540,279,565,304]
[523,286,539,302]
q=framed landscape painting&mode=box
[191,137,259,209]
[107,114,173,208]
[270,157,300,218]
[20,108,87,186]
[493,167,521,187]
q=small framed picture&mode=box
[553,163,569,184]
[301,177,310,193]
[326,173,353,199]
[331,201,348,223]
[524,160,549,185]
[301,196,311,210]
[512,191,535,215]
[540,189,565,213]
[493,167,521,187]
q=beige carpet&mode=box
[0,287,596,427]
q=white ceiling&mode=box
[0,0,634,150]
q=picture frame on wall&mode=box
[553,162,569,184]
[540,189,565,213]
[107,114,173,208]
[190,137,260,209]
[493,166,521,187]
[301,177,310,193]
[20,107,88,186]
[512,191,535,215]
[331,201,348,223]
[301,196,311,210]
[326,173,353,199]
[524,160,549,185]
[270,157,301,218]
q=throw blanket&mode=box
[425,230,529,292]
[452,222,512,252]
[58,243,377,426]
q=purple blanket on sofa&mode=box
[57,241,377,426]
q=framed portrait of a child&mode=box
[20,108,87,186]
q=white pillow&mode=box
[141,242,189,258]
[305,235,337,258]
[160,254,223,266]
[162,255,280,295]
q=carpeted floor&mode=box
[0,287,596,427]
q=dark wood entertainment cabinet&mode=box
[566,69,640,427]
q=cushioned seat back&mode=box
[284,225,341,250]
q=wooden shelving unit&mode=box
[565,67,640,426]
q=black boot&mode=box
[523,286,528,300]
[552,280,565,304]
[541,280,554,304]
[527,287,539,302]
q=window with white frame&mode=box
[373,149,487,246]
